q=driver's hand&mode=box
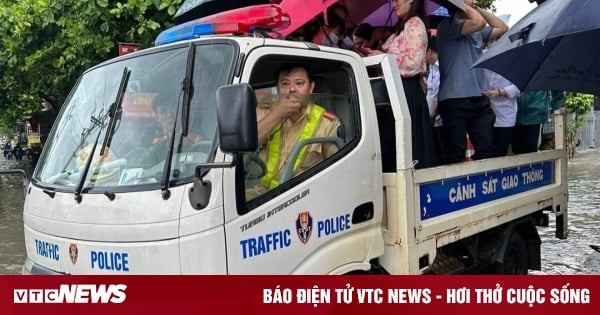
[274,93,302,119]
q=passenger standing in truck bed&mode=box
[364,0,439,169]
[425,36,445,164]
[512,90,565,154]
[482,47,520,158]
[435,0,507,163]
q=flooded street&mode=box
[0,159,28,274]
[536,148,600,274]
[1,150,600,274]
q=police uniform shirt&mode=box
[257,102,341,177]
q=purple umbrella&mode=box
[362,0,463,27]
[360,2,398,27]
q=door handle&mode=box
[352,202,374,224]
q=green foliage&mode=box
[477,0,496,10]
[565,92,594,117]
[565,92,594,141]
[566,120,578,142]
[0,0,182,133]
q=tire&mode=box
[495,232,529,275]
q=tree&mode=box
[478,0,496,10]
[564,92,594,142]
[0,0,182,134]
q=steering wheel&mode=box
[244,152,267,180]
[279,137,344,184]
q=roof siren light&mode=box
[155,4,291,46]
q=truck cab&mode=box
[23,5,386,274]
[22,4,568,275]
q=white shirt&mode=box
[426,61,442,127]
[483,69,520,127]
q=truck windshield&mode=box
[33,43,236,191]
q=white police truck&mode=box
[21,4,568,275]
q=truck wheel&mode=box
[495,232,528,274]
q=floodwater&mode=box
[0,158,28,274]
[1,150,599,274]
[536,148,600,274]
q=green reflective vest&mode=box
[260,105,325,189]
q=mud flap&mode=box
[527,237,542,270]
[555,211,568,240]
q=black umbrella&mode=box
[173,0,270,24]
[473,0,600,95]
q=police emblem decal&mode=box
[69,243,78,264]
[295,211,313,244]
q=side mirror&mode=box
[216,83,258,153]
[189,84,258,210]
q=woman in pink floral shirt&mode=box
[365,0,439,169]
[379,14,427,78]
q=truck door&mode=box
[224,46,384,274]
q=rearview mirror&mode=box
[216,83,258,153]
[189,84,258,210]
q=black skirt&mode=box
[401,75,440,169]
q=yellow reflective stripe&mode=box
[293,105,324,171]
[260,105,325,189]
[260,121,282,189]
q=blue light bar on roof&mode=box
[155,20,199,46]
[154,4,291,46]
[155,22,250,46]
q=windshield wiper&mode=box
[159,90,184,200]
[73,68,130,203]
[100,67,130,156]
[74,127,103,203]
[181,43,195,137]
[158,45,194,200]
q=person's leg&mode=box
[468,99,496,160]
[512,124,541,154]
[532,124,542,152]
[493,127,514,157]
[432,124,446,164]
[439,99,467,164]
[511,125,525,154]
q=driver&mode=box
[246,63,342,200]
